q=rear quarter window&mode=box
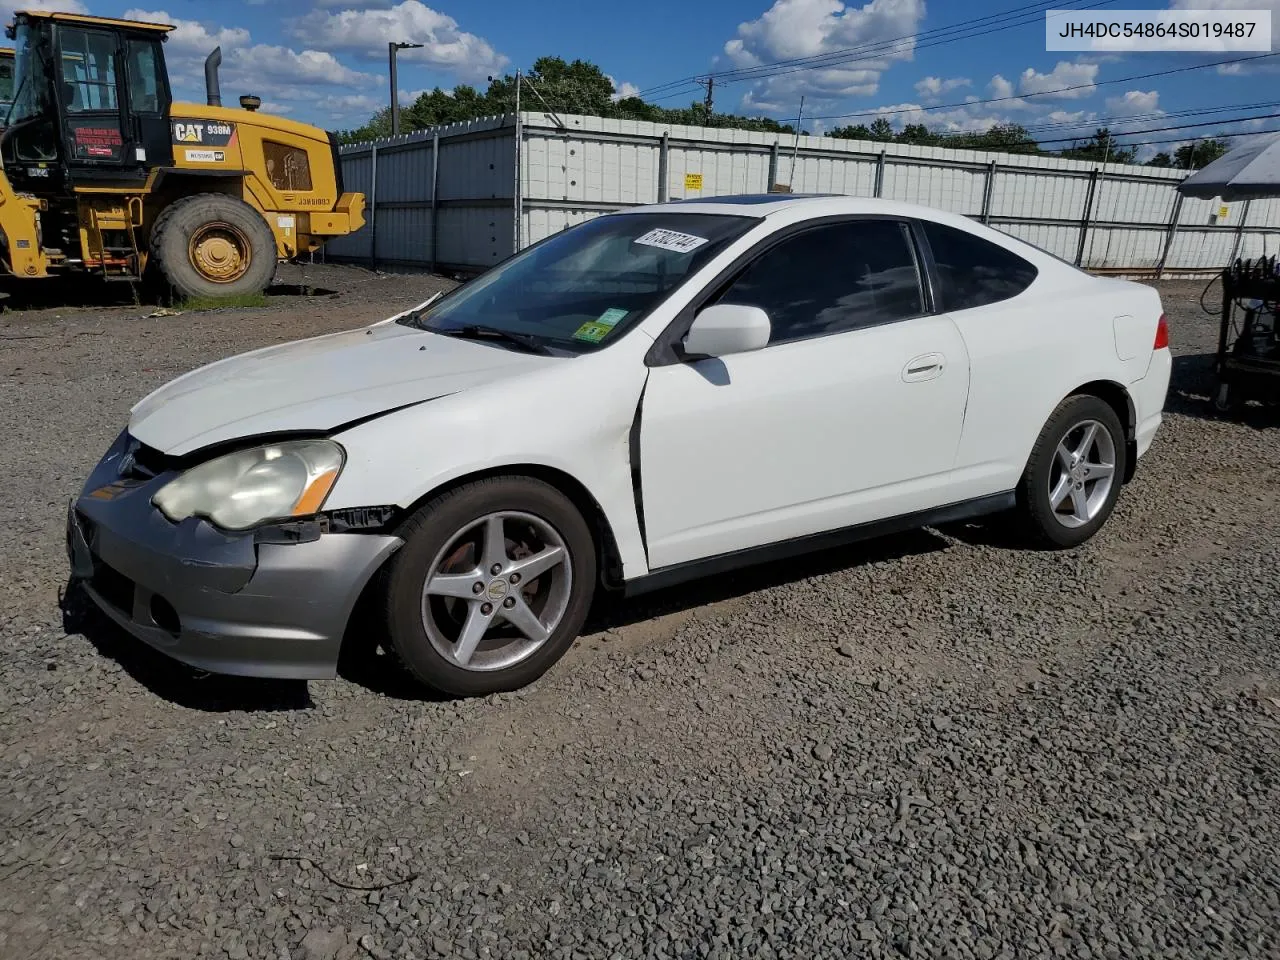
[921,220,1039,312]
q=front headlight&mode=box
[152,439,345,531]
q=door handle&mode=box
[902,353,945,383]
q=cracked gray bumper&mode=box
[67,436,402,680]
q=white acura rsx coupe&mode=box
[67,195,1172,697]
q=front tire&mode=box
[383,477,597,697]
[150,193,277,300]
[1016,394,1128,549]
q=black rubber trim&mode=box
[622,491,1015,597]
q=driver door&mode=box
[637,217,972,570]
[54,24,144,180]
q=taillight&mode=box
[1153,313,1169,350]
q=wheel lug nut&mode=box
[503,597,515,608]
[472,582,485,594]
[509,573,521,585]
[480,602,493,615]
[490,563,502,575]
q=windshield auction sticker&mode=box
[1046,9,1270,51]
[634,229,709,254]
[572,307,630,344]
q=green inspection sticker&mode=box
[572,307,629,343]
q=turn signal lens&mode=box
[1153,313,1169,350]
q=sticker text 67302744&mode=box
[633,229,709,254]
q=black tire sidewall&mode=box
[1021,395,1128,549]
[151,194,277,300]
[384,478,597,697]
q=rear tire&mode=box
[1016,394,1128,549]
[150,193,277,300]
[382,477,597,698]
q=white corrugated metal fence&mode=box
[321,111,1276,277]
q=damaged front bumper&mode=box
[66,433,402,680]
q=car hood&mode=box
[128,320,553,456]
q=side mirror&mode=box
[682,304,771,358]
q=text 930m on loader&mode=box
[0,9,365,299]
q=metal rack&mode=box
[1213,257,1280,411]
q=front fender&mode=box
[326,356,652,580]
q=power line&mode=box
[1030,111,1280,146]
[1010,100,1280,137]
[807,51,1280,121]
[637,0,1113,100]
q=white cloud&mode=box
[1104,89,1161,116]
[120,8,378,123]
[989,75,1015,99]
[607,77,641,101]
[123,10,250,58]
[914,75,970,98]
[290,1,507,82]
[0,0,86,13]
[726,0,926,111]
[226,45,375,90]
[1017,60,1098,99]
[1044,109,1090,125]
[987,74,1031,109]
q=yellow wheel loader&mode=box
[0,10,365,298]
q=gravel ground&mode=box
[1,268,1277,960]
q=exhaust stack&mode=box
[204,47,222,107]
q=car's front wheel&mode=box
[1016,394,1128,549]
[383,477,597,697]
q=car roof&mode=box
[613,194,972,222]
[609,193,1088,278]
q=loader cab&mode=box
[2,12,174,190]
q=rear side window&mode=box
[715,219,926,344]
[922,220,1038,312]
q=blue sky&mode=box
[9,0,1279,157]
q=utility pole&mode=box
[389,41,424,136]
[696,75,714,124]
[789,95,805,187]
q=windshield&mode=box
[400,212,759,351]
[6,24,48,125]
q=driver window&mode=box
[714,219,927,345]
[59,28,119,113]
[126,40,162,115]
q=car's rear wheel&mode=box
[383,477,596,697]
[1016,394,1128,549]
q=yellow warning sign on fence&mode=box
[1218,205,1230,219]
[684,173,703,191]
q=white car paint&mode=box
[638,313,971,568]
[125,195,1171,585]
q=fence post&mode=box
[429,132,439,273]
[512,114,523,255]
[768,140,779,192]
[369,144,379,272]
[980,161,997,224]
[657,132,670,202]
[874,150,886,198]
[1156,192,1184,280]
[1229,199,1251,266]
[1075,168,1099,267]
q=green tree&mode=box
[869,117,895,141]
[897,122,938,146]
[829,123,873,140]
[1173,138,1228,169]
[1059,127,1137,164]
[1146,151,1173,168]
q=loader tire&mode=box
[150,194,277,301]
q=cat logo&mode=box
[174,122,203,142]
